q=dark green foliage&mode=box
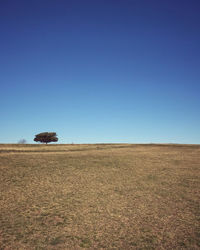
[34,132,58,144]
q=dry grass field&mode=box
[0,143,200,249]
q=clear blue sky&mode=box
[0,0,200,144]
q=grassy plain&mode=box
[0,143,200,249]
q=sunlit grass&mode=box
[0,144,200,249]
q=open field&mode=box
[0,144,200,249]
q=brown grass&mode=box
[0,144,200,249]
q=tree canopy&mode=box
[34,132,58,144]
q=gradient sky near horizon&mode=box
[0,0,200,144]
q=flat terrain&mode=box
[0,144,200,249]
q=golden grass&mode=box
[0,144,200,249]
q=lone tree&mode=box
[34,132,58,144]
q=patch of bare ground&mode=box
[0,144,199,249]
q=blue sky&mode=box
[0,0,200,144]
